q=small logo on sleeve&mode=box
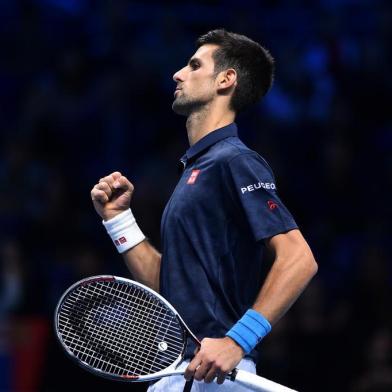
[267,200,278,210]
[187,169,201,185]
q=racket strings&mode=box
[60,304,180,370]
[95,283,183,342]
[60,301,165,370]
[85,282,181,364]
[60,297,179,372]
[57,281,185,376]
[61,286,183,351]
[60,282,180,374]
[68,283,185,338]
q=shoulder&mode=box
[210,137,275,177]
[209,136,257,161]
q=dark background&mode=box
[0,0,391,391]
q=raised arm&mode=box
[90,171,161,291]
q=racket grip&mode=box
[232,369,298,392]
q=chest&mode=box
[162,157,229,226]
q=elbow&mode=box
[276,247,318,280]
[291,244,318,280]
[305,251,318,279]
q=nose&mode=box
[173,66,186,83]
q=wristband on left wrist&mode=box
[226,309,271,354]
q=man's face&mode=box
[172,44,219,116]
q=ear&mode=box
[216,69,237,92]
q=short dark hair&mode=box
[196,29,274,113]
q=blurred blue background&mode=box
[0,0,391,391]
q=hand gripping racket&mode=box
[55,275,297,391]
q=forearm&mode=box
[253,233,317,325]
[122,240,161,292]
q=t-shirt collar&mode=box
[184,122,238,162]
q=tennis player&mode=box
[91,29,317,391]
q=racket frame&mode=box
[54,275,199,382]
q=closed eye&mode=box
[189,59,201,70]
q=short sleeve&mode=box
[225,153,298,241]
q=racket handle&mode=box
[232,369,298,392]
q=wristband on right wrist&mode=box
[226,309,272,354]
[102,209,145,254]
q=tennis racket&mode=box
[55,275,297,391]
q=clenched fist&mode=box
[91,171,134,221]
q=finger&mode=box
[216,371,226,385]
[95,182,113,198]
[113,175,134,192]
[99,172,122,188]
[91,189,109,203]
[99,176,115,190]
[194,361,211,382]
[111,171,122,180]
[184,356,201,381]
[204,365,218,384]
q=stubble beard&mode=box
[172,94,208,117]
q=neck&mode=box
[186,103,235,146]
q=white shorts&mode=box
[147,358,256,392]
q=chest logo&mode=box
[187,169,201,184]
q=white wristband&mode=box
[102,209,146,253]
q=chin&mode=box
[172,100,191,116]
[172,96,206,117]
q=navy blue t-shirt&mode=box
[160,123,298,360]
